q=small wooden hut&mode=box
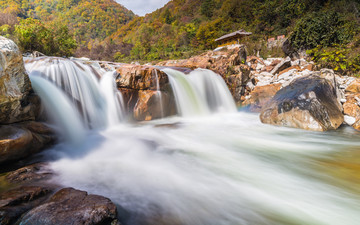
[215,29,252,46]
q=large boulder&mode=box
[116,65,176,120]
[260,70,344,131]
[0,36,39,124]
[0,122,55,165]
[0,186,54,225]
[20,188,120,225]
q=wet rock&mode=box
[116,64,176,120]
[20,188,119,225]
[134,90,176,121]
[116,65,169,91]
[243,83,282,112]
[0,125,33,164]
[260,71,344,131]
[0,186,54,225]
[270,56,291,75]
[0,122,55,165]
[0,36,39,124]
[6,163,53,184]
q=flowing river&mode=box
[25,57,360,225]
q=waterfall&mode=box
[29,75,86,144]
[162,68,237,116]
[25,57,125,131]
[152,69,164,118]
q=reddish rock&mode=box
[261,65,274,72]
[0,122,55,165]
[278,65,301,76]
[116,65,168,91]
[270,57,291,75]
[246,56,265,65]
[343,94,360,130]
[242,83,282,112]
[134,90,176,121]
[302,64,314,71]
[345,79,360,93]
[20,188,120,225]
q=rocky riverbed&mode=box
[2,36,360,224]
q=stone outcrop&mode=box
[0,186,54,225]
[116,64,176,121]
[0,36,39,124]
[260,70,344,131]
[20,188,120,225]
[0,37,55,165]
[0,163,121,225]
[270,56,291,75]
[0,121,55,165]
[342,79,360,130]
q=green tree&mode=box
[201,0,215,18]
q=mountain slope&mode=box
[0,0,135,56]
[110,0,360,61]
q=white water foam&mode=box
[46,113,360,225]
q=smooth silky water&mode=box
[25,58,360,225]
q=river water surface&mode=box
[26,57,360,225]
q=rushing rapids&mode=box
[24,59,360,225]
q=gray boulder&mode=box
[260,70,344,131]
[0,36,39,124]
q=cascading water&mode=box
[152,69,164,118]
[162,68,237,116]
[25,57,125,131]
[25,59,360,225]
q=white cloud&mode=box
[116,0,170,16]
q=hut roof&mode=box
[215,29,252,42]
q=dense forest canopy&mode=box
[0,0,359,74]
[0,0,134,57]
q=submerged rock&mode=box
[20,188,120,225]
[260,70,344,131]
[0,186,54,225]
[0,36,39,124]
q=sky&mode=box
[116,0,170,16]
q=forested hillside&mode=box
[0,0,359,74]
[0,0,134,57]
[110,0,360,74]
